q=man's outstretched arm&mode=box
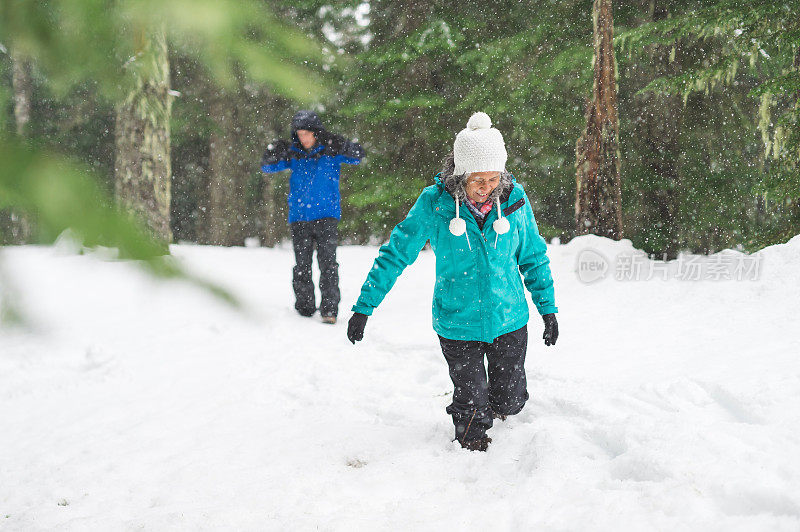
[322,132,365,164]
[261,139,291,173]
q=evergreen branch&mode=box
[0,137,238,302]
[749,71,800,97]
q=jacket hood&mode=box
[291,110,325,133]
[291,110,327,146]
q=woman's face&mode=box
[465,171,501,203]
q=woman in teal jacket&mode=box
[348,113,559,451]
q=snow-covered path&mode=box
[1,236,799,530]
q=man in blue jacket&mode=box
[261,110,364,323]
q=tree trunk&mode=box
[3,50,35,243]
[575,0,623,239]
[793,46,800,170]
[789,48,800,232]
[207,91,248,246]
[12,52,32,137]
[254,92,292,247]
[262,176,279,247]
[114,28,173,243]
[637,1,683,257]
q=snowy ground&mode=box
[1,234,799,530]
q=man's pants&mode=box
[290,218,340,317]
[438,326,529,442]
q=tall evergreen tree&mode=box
[575,0,623,239]
[625,0,684,257]
[619,0,800,247]
[4,49,34,244]
[11,51,32,137]
[169,50,296,248]
[207,89,247,246]
[114,27,173,243]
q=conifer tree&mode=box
[575,0,623,239]
[4,49,34,244]
[619,0,800,246]
[114,27,173,243]
[207,89,247,246]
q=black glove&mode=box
[322,132,347,154]
[261,139,290,166]
[320,131,364,159]
[542,313,559,346]
[347,312,369,344]
[346,140,365,159]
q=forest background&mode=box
[1,0,798,259]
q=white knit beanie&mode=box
[453,112,507,176]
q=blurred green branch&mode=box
[0,0,330,321]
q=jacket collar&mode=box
[290,142,325,157]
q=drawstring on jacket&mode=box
[492,198,510,248]
[448,192,471,250]
[449,193,510,250]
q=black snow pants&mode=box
[290,217,340,317]
[438,325,529,442]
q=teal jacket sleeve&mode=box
[352,190,434,316]
[516,192,558,316]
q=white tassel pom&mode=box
[493,198,510,235]
[450,193,466,236]
[450,193,470,249]
[493,217,510,235]
[466,112,492,130]
[449,217,466,236]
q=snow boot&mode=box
[321,315,337,324]
[296,306,316,317]
[459,436,492,452]
[491,410,507,421]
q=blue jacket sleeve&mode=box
[352,190,433,315]
[337,155,362,166]
[516,192,558,315]
[261,160,290,173]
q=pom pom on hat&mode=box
[466,112,492,130]
[453,112,507,176]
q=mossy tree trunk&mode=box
[114,28,173,243]
[12,52,32,137]
[207,90,248,246]
[256,92,294,248]
[3,50,35,244]
[575,0,623,239]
